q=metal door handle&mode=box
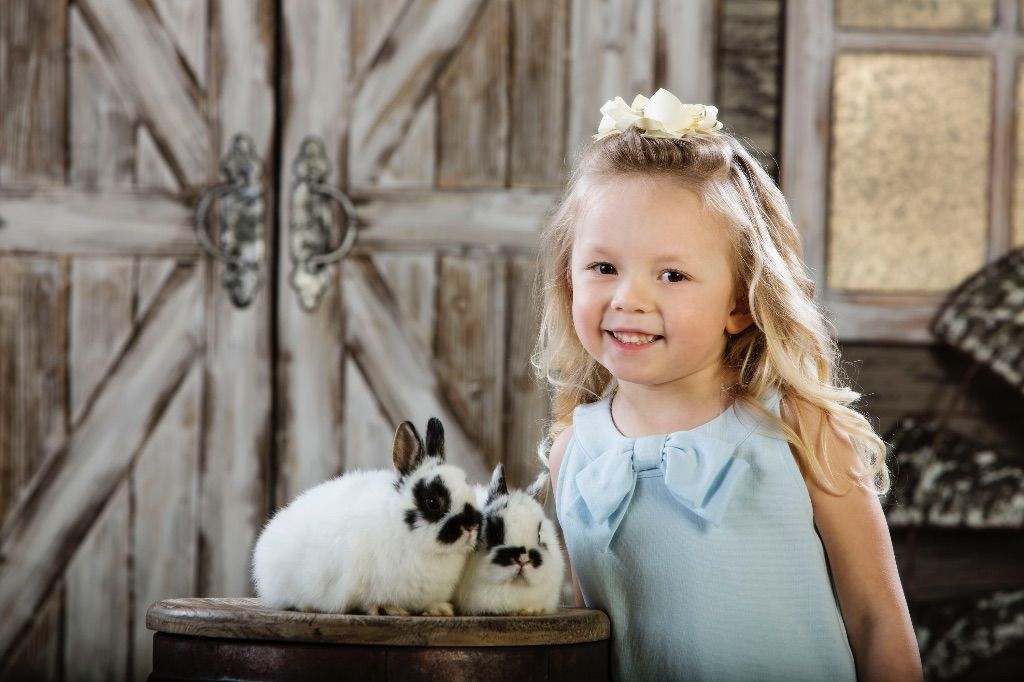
[194,133,266,308]
[288,136,358,312]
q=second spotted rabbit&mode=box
[453,464,566,615]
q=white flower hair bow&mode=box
[593,88,723,141]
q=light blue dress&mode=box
[555,388,857,681]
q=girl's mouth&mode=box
[606,330,663,350]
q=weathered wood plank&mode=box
[352,190,557,250]
[0,582,62,682]
[76,0,209,187]
[658,0,715,103]
[504,256,547,490]
[351,0,409,81]
[0,0,67,184]
[0,187,196,257]
[69,6,136,190]
[716,0,782,175]
[342,356,393,476]
[132,364,201,681]
[0,257,67,526]
[342,257,491,484]
[64,481,130,682]
[274,0,350,505]
[136,123,182,192]
[349,0,488,188]
[198,0,275,598]
[373,252,437,351]
[377,92,437,189]
[152,0,209,88]
[510,0,569,189]
[0,263,202,659]
[437,0,509,188]
[567,0,656,161]
[69,258,135,423]
[435,255,507,471]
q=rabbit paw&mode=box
[370,603,410,617]
[421,601,455,617]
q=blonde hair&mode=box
[531,126,890,496]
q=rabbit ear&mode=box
[485,463,508,506]
[392,421,425,476]
[526,471,550,506]
[425,417,445,460]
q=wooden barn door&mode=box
[272,0,562,501]
[0,1,273,679]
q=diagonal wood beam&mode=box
[349,0,488,187]
[77,0,210,187]
[0,186,197,257]
[0,264,202,658]
[342,257,492,485]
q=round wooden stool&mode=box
[146,598,611,681]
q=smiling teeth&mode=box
[612,331,658,344]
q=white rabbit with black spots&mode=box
[252,417,482,616]
[453,464,566,615]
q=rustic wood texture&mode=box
[373,252,438,351]
[716,0,782,176]
[658,0,715,104]
[131,365,202,681]
[352,190,557,251]
[567,0,655,163]
[149,632,609,682]
[197,0,275,599]
[0,186,197,257]
[504,256,548,490]
[0,264,202,659]
[151,0,209,89]
[0,0,67,184]
[0,582,62,682]
[146,597,610,646]
[76,0,209,188]
[437,0,509,188]
[341,257,491,484]
[69,6,135,190]
[0,257,67,526]
[435,255,507,471]
[510,0,569,188]
[378,93,438,189]
[69,258,134,423]
[64,481,130,681]
[274,0,349,505]
[348,0,487,188]
[342,355,394,475]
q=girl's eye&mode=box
[591,262,616,275]
[660,270,688,283]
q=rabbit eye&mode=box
[426,497,441,511]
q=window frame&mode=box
[780,0,1018,342]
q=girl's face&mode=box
[569,176,752,391]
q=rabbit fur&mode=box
[252,417,482,616]
[452,464,566,615]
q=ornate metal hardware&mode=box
[194,133,266,308]
[288,136,358,312]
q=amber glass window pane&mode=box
[836,0,994,31]
[828,53,990,292]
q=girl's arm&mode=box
[781,398,923,682]
[548,425,585,607]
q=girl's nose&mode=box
[611,277,653,313]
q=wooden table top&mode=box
[146,598,611,647]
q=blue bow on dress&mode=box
[575,430,750,549]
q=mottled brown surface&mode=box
[150,632,609,682]
[147,598,610,647]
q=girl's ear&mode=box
[726,292,754,335]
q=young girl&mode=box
[534,89,922,681]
